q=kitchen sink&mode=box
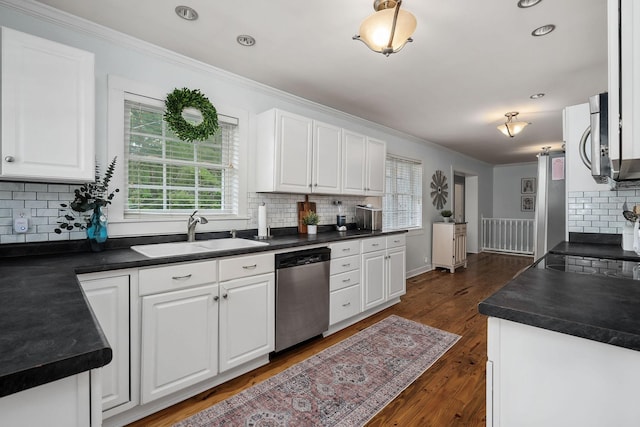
[131,238,269,258]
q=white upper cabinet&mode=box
[256,108,385,195]
[365,137,386,196]
[312,120,342,193]
[256,109,313,193]
[341,130,366,195]
[342,131,386,196]
[1,27,95,183]
[608,0,640,179]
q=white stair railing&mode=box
[482,217,534,255]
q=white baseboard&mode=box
[407,264,433,278]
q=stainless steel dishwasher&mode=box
[274,247,330,352]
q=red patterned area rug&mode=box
[174,315,460,427]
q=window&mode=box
[124,96,239,217]
[383,155,422,230]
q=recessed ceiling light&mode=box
[175,5,198,21]
[530,93,545,99]
[517,0,542,8]
[237,35,256,47]
[531,24,556,37]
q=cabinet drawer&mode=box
[361,236,386,253]
[329,240,360,258]
[330,254,360,275]
[139,260,217,296]
[330,284,361,325]
[330,269,360,292]
[456,223,467,234]
[386,234,406,249]
[219,253,274,282]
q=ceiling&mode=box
[34,0,608,165]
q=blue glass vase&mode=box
[86,207,108,252]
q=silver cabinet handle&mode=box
[372,243,380,247]
[342,263,351,267]
[242,264,257,269]
[342,248,351,252]
[4,156,14,163]
[393,239,400,243]
[213,295,219,302]
[222,293,228,299]
[342,302,351,307]
[342,278,351,283]
[172,274,192,280]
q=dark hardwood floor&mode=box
[128,252,532,427]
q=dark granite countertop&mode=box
[0,227,404,398]
[479,241,640,351]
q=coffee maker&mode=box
[334,201,347,231]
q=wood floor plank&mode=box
[127,252,532,427]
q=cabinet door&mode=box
[1,27,94,183]
[432,223,455,268]
[313,121,341,193]
[275,110,313,193]
[361,250,386,311]
[81,275,130,412]
[387,247,406,300]
[365,137,386,195]
[342,130,366,194]
[219,273,274,372]
[141,284,218,404]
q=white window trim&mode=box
[106,75,249,237]
[383,153,423,232]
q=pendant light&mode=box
[497,112,529,137]
[353,0,417,57]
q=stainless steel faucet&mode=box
[187,210,208,242]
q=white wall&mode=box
[492,163,538,219]
[0,1,494,275]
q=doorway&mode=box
[454,174,465,223]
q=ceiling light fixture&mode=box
[517,0,542,8]
[530,93,545,99]
[531,24,555,37]
[353,0,417,57]
[175,5,198,21]
[497,112,530,138]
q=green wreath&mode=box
[164,88,219,142]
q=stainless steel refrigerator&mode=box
[534,152,566,260]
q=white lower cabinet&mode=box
[219,273,275,372]
[329,240,361,325]
[141,284,219,404]
[138,254,274,405]
[79,271,135,416]
[487,317,640,427]
[0,371,96,427]
[361,235,406,311]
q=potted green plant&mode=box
[302,210,319,235]
[55,157,119,251]
[440,209,453,223]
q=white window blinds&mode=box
[124,97,239,216]
[383,155,423,230]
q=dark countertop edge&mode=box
[0,348,112,398]
[478,301,640,352]
[550,241,640,262]
[0,228,406,397]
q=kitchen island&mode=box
[479,242,640,427]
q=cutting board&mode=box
[297,195,316,234]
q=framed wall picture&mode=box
[521,195,535,212]
[521,177,536,194]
